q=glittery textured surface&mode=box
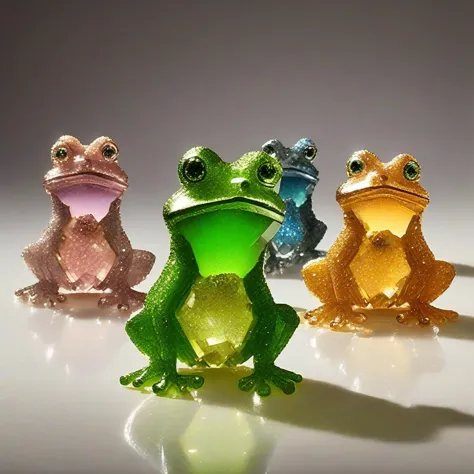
[15,135,156,310]
[176,274,255,367]
[121,147,302,396]
[302,150,458,331]
[261,138,327,275]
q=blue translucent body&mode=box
[279,176,312,207]
[273,176,313,250]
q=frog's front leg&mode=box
[396,216,458,326]
[238,303,302,396]
[237,258,302,396]
[302,212,367,331]
[119,309,204,394]
[121,235,203,394]
[97,199,149,311]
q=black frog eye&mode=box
[403,160,421,181]
[304,146,317,160]
[262,144,277,157]
[53,147,68,162]
[182,156,207,182]
[102,143,119,161]
[258,161,279,186]
[347,157,365,176]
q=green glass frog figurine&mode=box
[120,147,302,397]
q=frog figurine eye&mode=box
[181,156,207,182]
[257,160,280,187]
[52,146,69,163]
[262,144,276,157]
[403,160,421,181]
[304,145,317,161]
[346,156,365,176]
[102,143,119,161]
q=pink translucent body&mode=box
[57,216,117,291]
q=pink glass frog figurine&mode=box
[15,135,155,310]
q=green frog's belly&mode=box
[349,230,412,308]
[176,273,256,367]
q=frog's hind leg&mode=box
[302,259,366,331]
[397,260,458,327]
[15,245,66,306]
[238,304,302,397]
[127,250,156,287]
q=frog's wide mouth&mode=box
[168,197,285,224]
[339,185,429,211]
[44,171,128,193]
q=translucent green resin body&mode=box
[120,147,302,397]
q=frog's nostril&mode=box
[240,180,250,190]
[381,174,389,182]
[231,177,250,190]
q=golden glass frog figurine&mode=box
[302,150,458,331]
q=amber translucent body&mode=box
[302,150,458,331]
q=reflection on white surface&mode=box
[26,294,128,378]
[123,363,474,474]
[310,320,444,403]
[125,387,276,474]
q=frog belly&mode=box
[176,274,256,367]
[56,216,116,291]
[349,231,412,308]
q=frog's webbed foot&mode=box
[15,281,66,307]
[304,304,367,332]
[120,363,204,394]
[98,288,145,312]
[397,304,458,327]
[238,364,302,397]
[151,373,204,395]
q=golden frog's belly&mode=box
[56,215,116,291]
[176,273,256,367]
[349,230,412,308]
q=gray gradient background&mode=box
[1,0,473,268]
[1,1,474,474]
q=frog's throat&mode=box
[284,167,319,184]
[339,186,429,213]
[167,197,285,225]
[44,172,128,194]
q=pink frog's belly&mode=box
[56,215,116,291]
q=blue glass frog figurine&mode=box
[262,138,327,275]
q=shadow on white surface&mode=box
[310,323,444,402]
[124,366,474,474]
[452,263,474,278]
[439,314,474,341]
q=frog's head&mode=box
[336,150,429,214]
[262,138,319,184]
[43,136,129,220]
[164,148,286,277]
[164,147,285,225]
